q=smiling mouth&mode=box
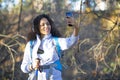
[44,29,49,32]
[44,28,50,32]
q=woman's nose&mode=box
[44,24,48,27]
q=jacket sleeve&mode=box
[58,35,79,50]
[21,41,32,73]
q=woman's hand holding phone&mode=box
[66,11,75,27]
[66,11,79,36]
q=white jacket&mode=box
[21,34,78,80]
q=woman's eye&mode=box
[40,22,50,26]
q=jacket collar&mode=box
[41,34,52,40]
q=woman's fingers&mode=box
[66,17,75,26]
[33,58,40,70]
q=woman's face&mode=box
[39,18,51,36]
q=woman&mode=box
[21,14,79,80]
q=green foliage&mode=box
[0,0,3,3]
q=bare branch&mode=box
[18,0,23,32]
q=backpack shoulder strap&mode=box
[30,40,34,60]
[53,37,63,71]
[53,37,62,58]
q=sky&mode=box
[1,0,19,9]
[67,0,107,11]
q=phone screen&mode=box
[66,12,73,18]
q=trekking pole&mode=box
[35,58,40,80]
[35,69,38,80]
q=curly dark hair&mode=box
[27,14,62,42]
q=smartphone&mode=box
[66,11,73,18]
[66,11,73,26]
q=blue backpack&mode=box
[30,37,62,71]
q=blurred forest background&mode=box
[0,0,120,80]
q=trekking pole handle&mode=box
[34,58,40,70]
